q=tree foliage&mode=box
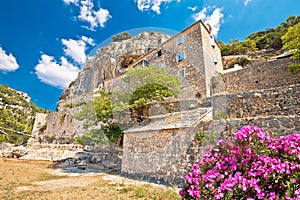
[123,65,181,95]
[227,57,252,69]
[0,84,50,144]
[75,92,122,145]
[282,22,300,60]
[129,83,175,109]
[282,22,300,74]
[219,39,257,56]
[121,65,181,122]
[111,32,132,42]
[94,92,114,123]
[219,15,300,56]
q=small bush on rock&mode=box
[180,126,300,199]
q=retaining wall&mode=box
[121,115,300,184]
[221,58,300,93]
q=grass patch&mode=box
[0,157,180,199]
[36,173,67,182]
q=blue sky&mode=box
[0,0,299,110]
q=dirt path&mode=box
[0,158,180,200]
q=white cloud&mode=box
[244,0,252,5]
[192,7,224,37]
[35,36,94,88]
[78,0,97,28]
[34,36,95,89]
[64,0,111,30]
[193,7,207,21]
[63,0,79,5]
[81,36,95,46]
[188,6,197,12]
[62,38,87,64]
[61,36,95,64]
[35,54,80,89]
[94,8,111,28]
[135,0,180,14]
[0,47,19,73]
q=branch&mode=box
[0,126,33,138]
[0,129,9,140]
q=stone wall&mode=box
[196,115,300,140]
[42,108,84,144]
[200,22,223,97]
[122,127,196,184]
[28,113,48,146]
[222,58,300,93]
[200,84,300,118]
[173,115,300,184]
[31,113,47,134]
[121,115,299,184]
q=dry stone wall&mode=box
[222,58,300,93]
[122,127,196,184]
[121,115,300,184]
[200,84,300,118]
[42,108,84,144]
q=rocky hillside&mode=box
[57,32,170,111]
[0,85,50,144]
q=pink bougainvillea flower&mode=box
[180,126,300,200]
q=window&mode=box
[177,52,185,62]
[212,54,218,64]
[112,79,116,83]
[154,50,162,58]
[178,69,185,78]
[158,39,162,44]
[177,35,184,45]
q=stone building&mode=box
[104,20,223,99]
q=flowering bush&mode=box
[180,126,300,200]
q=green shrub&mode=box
[227,57,251,69]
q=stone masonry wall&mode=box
[121,115,300,184]
[222,58,300,93]
[198,115,300,140]
[199,84,300,118]
[43,108,84,144]
[31,113,47,134]
[122,127,196,184]
[200,22,223,97]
